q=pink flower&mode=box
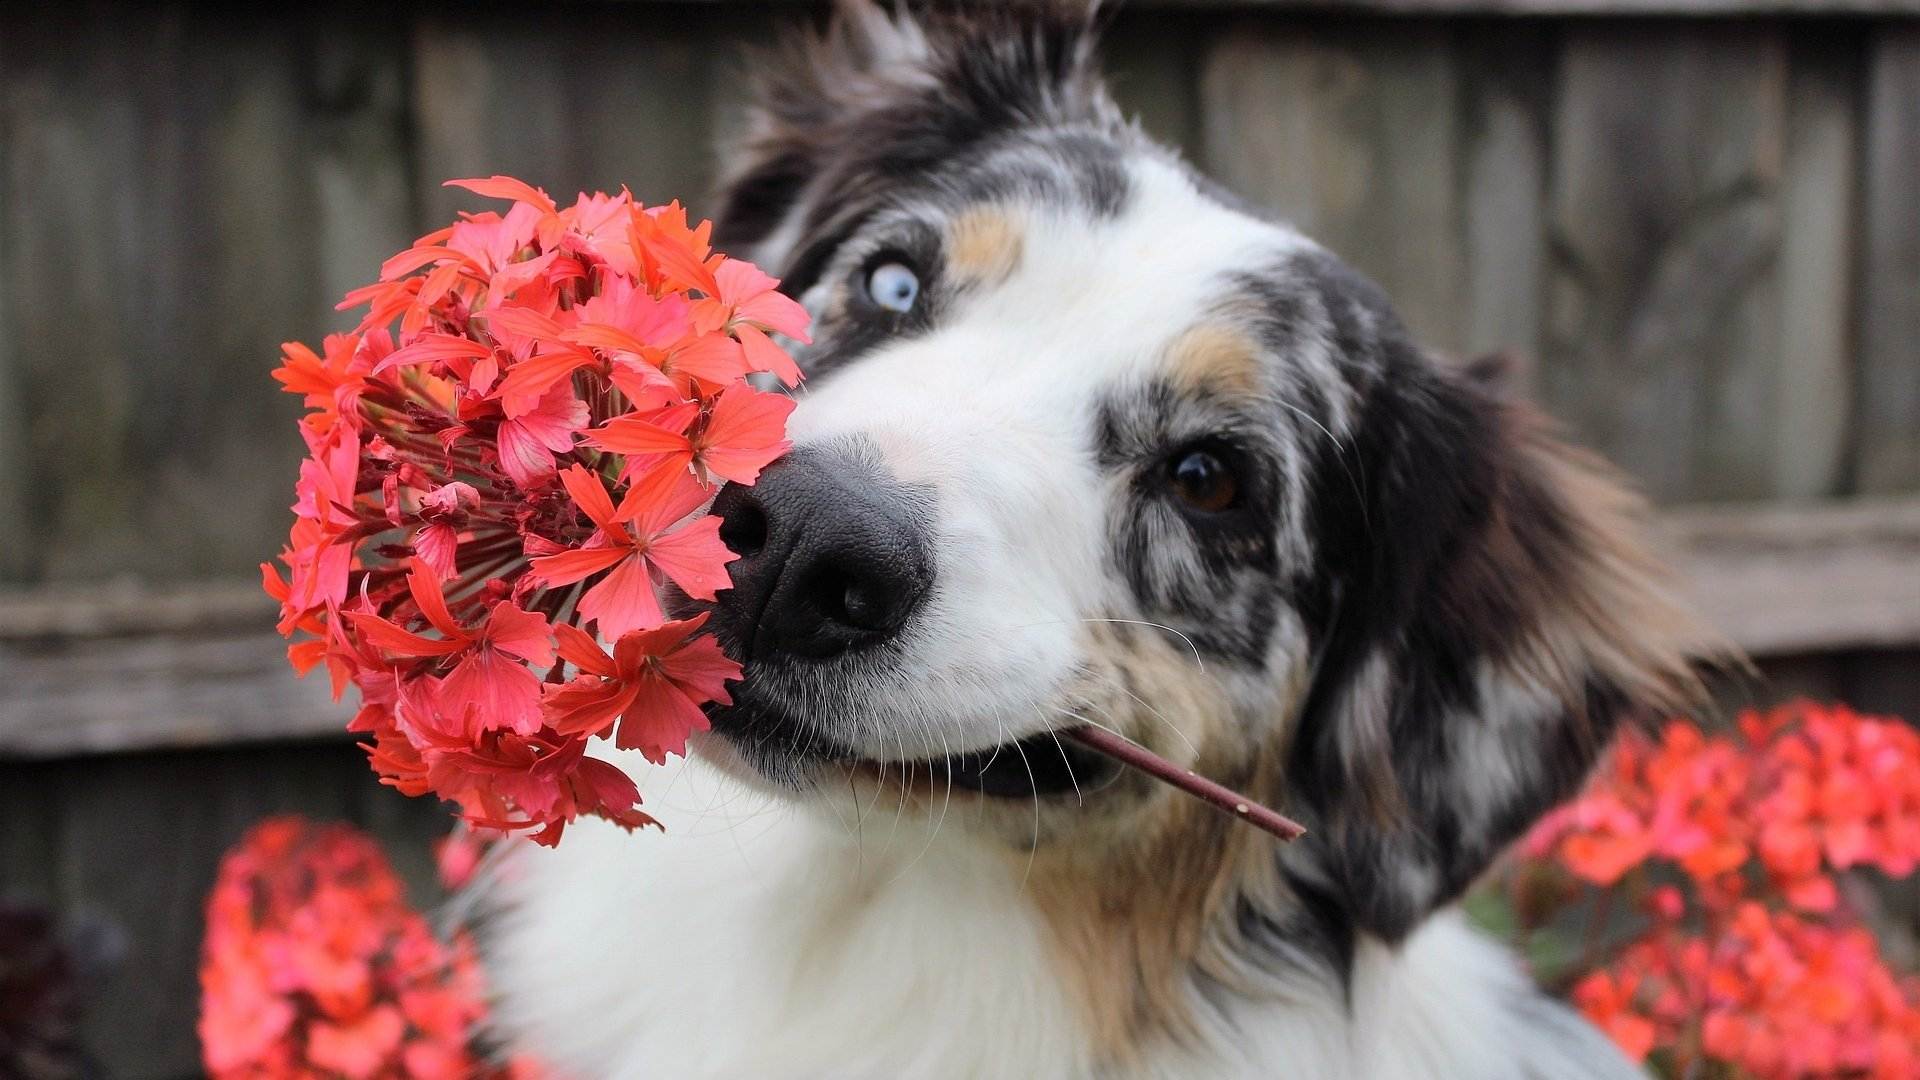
[527,465,735,637]
[496,382,588,490]
[544,613,743,762]
[346,558,554,738]
[589,381,796,486]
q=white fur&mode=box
[771,158,1309,762]
[481,751,1633,1079]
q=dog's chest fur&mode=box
[477,755,1632,1079]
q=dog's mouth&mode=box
[704,698,1117,798]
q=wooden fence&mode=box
[1,1,1916,1075]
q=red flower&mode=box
[589,381,797,486]
[1513,702,1920,1076]
[527,464,735,638]
[198,818,532,1078]
[496,381,589,490]
[545,613,742,762]
[348,558,554,738]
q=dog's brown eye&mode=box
[1167,449,1238,513]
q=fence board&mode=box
[311,13,421,321]
[412,7,743,228]
[1774,31,1860,500]
[1658,496,1920,656]
[9,498,1916,761]
[0,69,18,584]
[0,625,342,758]
[1544,27,1789,503]
[1,3,176,586]
[1855,27,1920,496]
[0,3,416,590]
[1200,22,1470,354]
[1460,24,1553,370]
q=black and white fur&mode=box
[477,5,1721,1076]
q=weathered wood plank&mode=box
[0,625,344,758]
[1774,30,1860,500]
[1459,25,1552,374]
[310,12,420,321]
[1854,27,1920,496]
[411,6,742,227]
[1200,22,1469,353]
[0,76,21,584]
[0,3,415,590]
[1544,27,1789,503]
[1104,10,1208,158]
[1657,497,1920,656]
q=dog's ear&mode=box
[711,0,1117,277]
[1280,304,1733,943]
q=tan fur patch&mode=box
[945,206,1025,285]
[1018,623,1300,1069]
[1165,324,1263,396]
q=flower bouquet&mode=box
[1504,701,1920,1077]
[265,177,806,845]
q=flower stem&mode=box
[1063,725,1307,842]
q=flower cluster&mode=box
[198,818,539,1078]
[1516,702,1920,1077]
[265,177,807,845]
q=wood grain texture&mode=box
[1774,30,1860,500]
[1658,497,1920,656]
[1104,10,1208,158]
[1459,25,1552,373]
[411,5,741,227]
[1854,27,1920,496]
[1545,27,1789,503]
[0,76,20,583]
[1200,22,1469,353]
[0,626,344,758]
[0,3,415,589]
[8,497,1916,760]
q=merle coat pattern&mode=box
[476,5,1723,1076]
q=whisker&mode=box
[887,723,955,887]
[1043,723,1084,806]
[1009,734,1042,888]
[1009,617,1209,674]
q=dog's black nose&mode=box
[709,445,933,662]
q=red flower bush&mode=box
[198,818,539,1078]
[265,177,808,845]
[1515,702,1920,1077]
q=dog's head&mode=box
[691,1,1723,945]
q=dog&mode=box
[475,4,1723,1075]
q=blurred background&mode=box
[0,0,1915,1074]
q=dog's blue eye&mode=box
[866,262,920,313]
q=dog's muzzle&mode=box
[706,443,934,665]
[696,442,1113,798]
